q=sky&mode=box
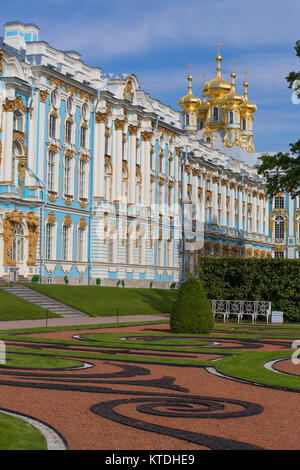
[1,0,299,153]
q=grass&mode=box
[27,284,177,316]
[4,350,84,369]
[0,412,47,450]
[0,288,60,321]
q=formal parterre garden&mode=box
[0,319,299,450]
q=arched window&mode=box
[229,111,234,124]
[185,114,190,126]
[242,119,246,131]
[11,224,24,262]
[274,215,284,240]
[205,198,212,224]
[213,107,218,121]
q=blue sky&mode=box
[1,0,299,153]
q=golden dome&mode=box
[178,64,201,111]
[224,60,243,106]
[198,73,209,117]
[240,71,257,115]
[202,43,232,100]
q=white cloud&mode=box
[41,0,300,59]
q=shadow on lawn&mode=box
[135,288,177,315]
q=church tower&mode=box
[178,44,257,154]
[178,64,201,134]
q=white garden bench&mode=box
[209,300,272,323]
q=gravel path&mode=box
[0,322,299,450]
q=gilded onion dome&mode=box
[224,60,243,107]
[202,43,232,100]
[240,71,257,115]
[178,64,201,112]
[198,73,210,117]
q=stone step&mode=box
[1,285,88,318]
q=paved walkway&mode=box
[0,314,170,331]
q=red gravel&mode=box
[0,322,299,450]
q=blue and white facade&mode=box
[0,22,293,287]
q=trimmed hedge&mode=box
[198,258,300,323]
[170,275,214,334]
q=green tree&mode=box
[257,41,300,199]
[170,275,214,334]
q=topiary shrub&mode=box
[170,274,214,334]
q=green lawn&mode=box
[27,285,177,316]
[0,412,47,450]
[0,289,60,321]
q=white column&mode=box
[221,179,227,227]
[211,176,219,225]
[37,93,46,182]
[252,192,257,234]
[94,113,106,199]
[259,194,264,235]
[1,106,14,183]
[26,91,39,187]
[112,119,125,202]
[141,131,152,207]
[229,182,236,229]
[288,192,294,238]
[238,186,244,231]
[128,125,138,206]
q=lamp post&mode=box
[180,145,191,283]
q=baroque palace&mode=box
[0,22,299,286]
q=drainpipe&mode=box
[26,80,46,283]
[87,88,101,285]
[181,146,189,283]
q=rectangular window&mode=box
[49,114,57,139]
[77,228,84,262]
[168,185,173,207]
[274,196,284,210]
[64,156,72,195]
[47,152,55,191]
[125,235,131,264]
[274,251,284,259]
[62,225,70,261]
[65,120,72,144]
[45,223,54,260]
[107,238,114,263]
[79,160,86,199]
[80,126,87,148]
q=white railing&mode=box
[210,300,272,323]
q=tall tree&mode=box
[257,41,300,199]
